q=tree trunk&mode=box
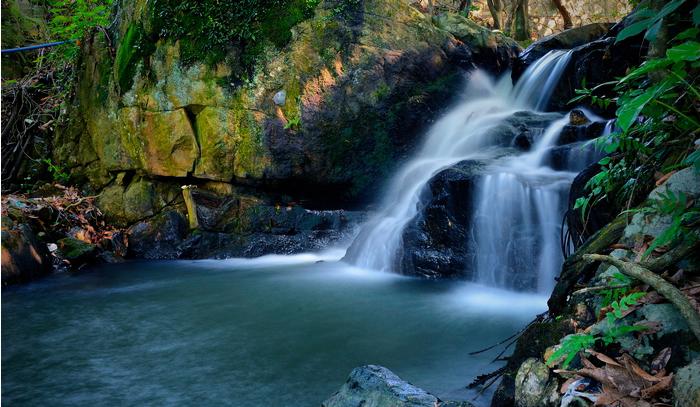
[487,0,504,30]
[458,0,472,12]
[552,0,573,29]
[512,0,530,41]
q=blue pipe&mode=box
[1,40,75,55]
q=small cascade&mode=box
[344,49,601,293]
[471,115,573,293]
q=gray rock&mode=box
[639,304,689,337]
[648,167,700,201]
[514,358,560,407]
[273,90,286,106]
[673,358,700,407]
[322,365,439,407]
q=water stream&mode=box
[2,257,545,406]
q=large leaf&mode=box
[619,59,671,83]
[616,0,688,43]
[616,87,657,131]
[667,41,700,62]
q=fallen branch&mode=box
[584,254,700,342]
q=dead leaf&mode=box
[588,350,622,367]
[650,348,672,374]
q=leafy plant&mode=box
[284,115,302,130]
[43,158,70,183]
[46,0,113,64]
[571,1,700,240]
[547,291,648,369]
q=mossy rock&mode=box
[57,237,96,261]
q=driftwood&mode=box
[584,254,700,342]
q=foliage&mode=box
[46,0,113,63]
[42,158,70,183]
[572,0,700,252]
[152,0,320,67]
[284,116,302,130]
[547,291,648,369]
[600,272,632,308]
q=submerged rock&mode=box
[322,365,474,407]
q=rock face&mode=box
[56,0,520,210]
[322,365,474,407]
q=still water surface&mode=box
[3,251,546,406]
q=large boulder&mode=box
[399,159,486,278]
[322,365,474,407]
[55,0,519,208]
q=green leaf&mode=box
[616,85,659,132]
[667,41,700,62]
[694,3,700,26]
[617,0,688,43]
[616,17,654,42]
[620,59,672,83]
[644,19,662,42]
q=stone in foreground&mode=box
[322,365,473,407]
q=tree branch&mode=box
[583,254,700,342]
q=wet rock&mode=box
[485,111,563,148]
[322,365,474,407]
[514,358,559,407]
[513,12,651,113]
[556,120,606,145]
[1,223,51,284]
[127,211,188,259]
[399,160,486,278]
[568,109,590,125]
[673,359,700,407]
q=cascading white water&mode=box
[344,50,592,293]
[470,116,574,294]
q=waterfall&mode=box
[344,50,591,293]
[470,115,573,293]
